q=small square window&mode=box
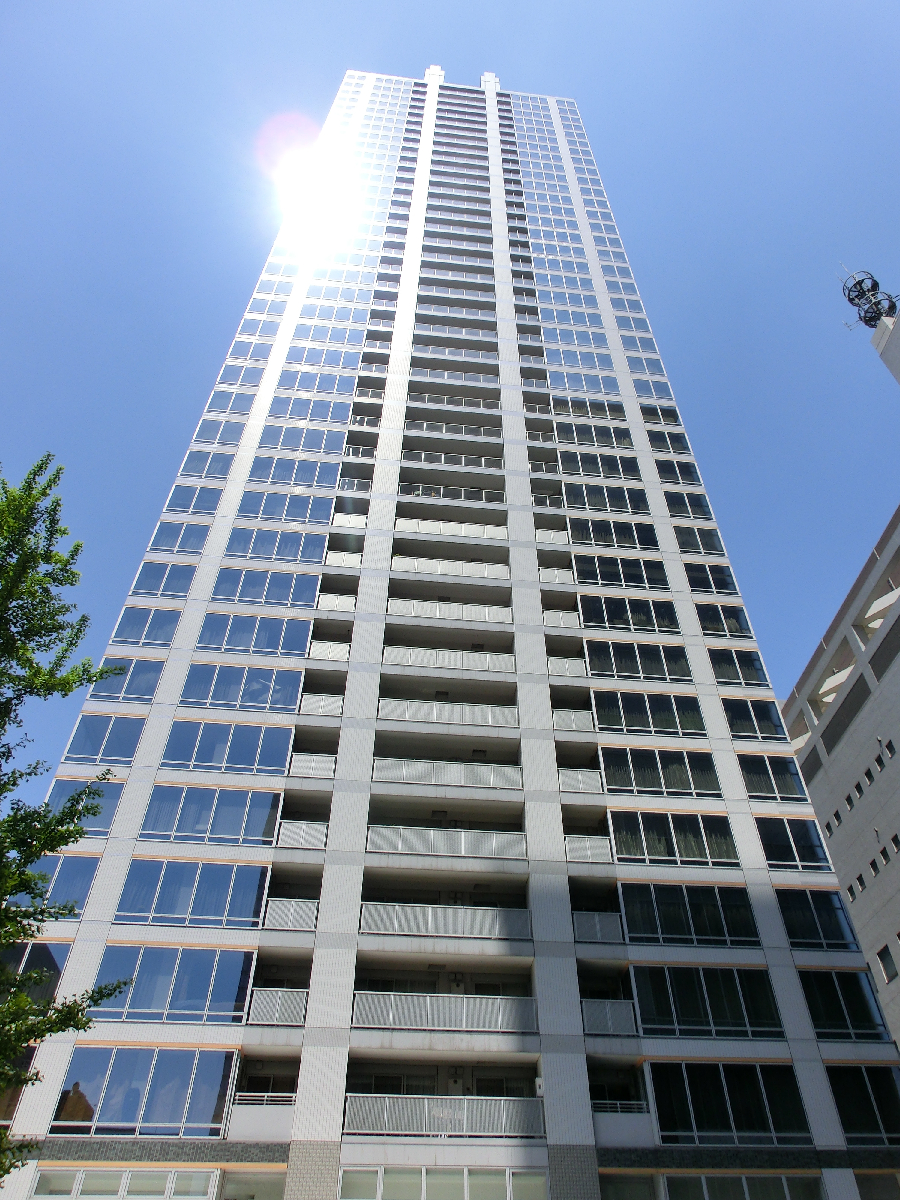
[833,810,842,826]
[865,768,875,785]
[876,754,885,771]
[887,739,896,757]
[892,835,900,853]
[848,884,856,901]
[870,859,880,876]
[881,847,891,864]
[825,822,833,837]
[855,782,864,798]
[878,944,898,982]
[857,874,867,890]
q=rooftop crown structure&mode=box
[7,67,898,1200]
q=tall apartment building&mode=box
[782,502,900,1044]
[6,64,899,1200]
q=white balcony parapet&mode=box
[299,693,344,718]
[387,597,513,624]
[391,555,510,580]
[248,988,308,1026]
[360,902,531,940]
[264,898,319,931]
[308,640,351,662]
[325,551,363,567]
[565,835,613,863]
[582,998,637,1036]
[382,646,515,672]
[290,753,336,779]
[572,911,624,943]
[317,593,356,612]
[372,758,523,789]
[543,609,580,628]
[535,528,569,545]
[553,709,594,731]
[377,698,518,728]
[352,991,537,1032]
[332,513,368,529]
[395,517,507,541]
[278,820,328,849]
[343,1094,544,1137]
[539,567,574,584]
[592,1100,649,1114]
[548,657,587,677]
[367,824,526,859]
[233,1091,296,1106]
[558,768,603,793]
[401,450,503,470]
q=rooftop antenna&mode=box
[841,267,899,329]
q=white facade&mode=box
[6,66,897,1200]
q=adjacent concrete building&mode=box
[5,66,898,1200]
[783,503,900,1041]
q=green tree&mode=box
[0,456,127,1178]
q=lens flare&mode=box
[256,111,363,264]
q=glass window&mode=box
[114,859,266,928]
[46,780,123,836]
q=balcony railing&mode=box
[325,551,363,567]
[391,555,509,580]
[352,991,537,1032]
[565,835,612,863]
[547,657,587,677]
[299,693,344,717]
[401,450,503,470]
[360,902,531,940]
[543,609,580,627]
[343,1094,544,1137]
[377,698,519,728]
[316,593,357,612]
[398,482,505,504]
[382,645,515,672]
[386,597,513,624]
[308,639,351,661]
[558,768,603,793]
[405,391,500,412]
[395,517,507,540]
[333,513,367,529]
[278,820,328,849]
[264,898,319,931]
[536,527,568,543]
[372,758,523,789]
[367,824,526,859]
[592,1100,649,1114]
[247,988,308,1026]
[572,911,624,943]
[338,477,372,493]
[233,1091,296,1106]
[539,567,574,584]
[405,419,501,437]
[290,753,336,779]
[582,999,637,1036]
[553,709,594,731]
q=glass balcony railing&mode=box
[247,988,308,1026]
[581,999,637,1036]
[263,898,319,931]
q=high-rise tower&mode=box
[7,66,898,1200]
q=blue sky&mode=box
[2,0,899,800]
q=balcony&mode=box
[299,693,343,718]
[360,902,531,940]
[553,709,594,731]
[543,609,580,628]
[352,991,537,1032]
[548,657,587,677]
[391,555,509,580]
[264,898,319,931]
[398,481,505,504]
[247,988,308,1026]
[333,512,367,530]
[325,550,362,567]
[382,646,515,672]
[573,911,624,943]
[372,758,523,789]
[227,1091,296,1142]
[307,639,351,662]
[386,597,512,624]
[405,391,500,413]
[377,698,518,728]
[367,824,526,858]
[539,567,574,584]
[290,752,336,779]
[316,593,356,613]
[565,835,612,863]
[395,517,507,540]
[343,1094,544,1137]
[402,450,502,470]
[277,819,328,849]
[559,768,603,793]
[405,418,501,437]
[582,999,637,1036]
